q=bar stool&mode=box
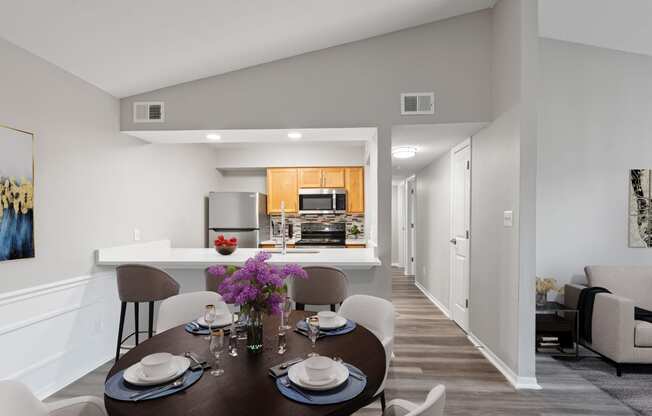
[290,266,348,311]
[205,267,240,301]
[115,264,180,362]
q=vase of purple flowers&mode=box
[206,251,308,354]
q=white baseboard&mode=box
[466,333,541,390]
[414,280,450,318]
[0,271,120,399]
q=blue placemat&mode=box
[296,319,356,336]
[275,364,367,405]
[105,369,202,402]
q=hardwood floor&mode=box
[49,268,637,415]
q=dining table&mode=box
[104,311,386,416]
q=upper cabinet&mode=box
[322,168,345,188]
[266,168,298,214]
[298,167,345,188]
[267,166,363,214]
[298,168,323,188]
[345,167,364,213]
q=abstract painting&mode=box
[0,125,34,261]
[629,169,652,248]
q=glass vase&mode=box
[246,309,264,354]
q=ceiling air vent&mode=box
[400,93,434,115]
[133,101,164,123]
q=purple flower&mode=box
[207,265,226,277]
[282,264,308,280]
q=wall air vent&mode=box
[133,101,164,123]
[400,93,434,115]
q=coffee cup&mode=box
[304,356,335,382]
[140,353,174,379]
[317,311,337,326]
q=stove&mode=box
[296,223,346,247]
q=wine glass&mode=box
[277,327,287,355]
[228,312,239,357]
[280,296,292,331]
[204,304,217,341]
[307,316,320,357]
[209,330,225,377]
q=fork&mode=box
[280,377,312,401]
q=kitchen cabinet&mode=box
[266,168,298,214]
[322,168,345,188]
[298,168,323,188]
[298,167,345,188]
[345,167,364,213]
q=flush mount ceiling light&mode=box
[392,146,418,159]
[206,133,221,141]
[287,132,302,140]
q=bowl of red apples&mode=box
[214,235,237,255]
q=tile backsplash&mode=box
[269,213,364,240]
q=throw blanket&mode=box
[577,287,652,342]
[577,287,610,343]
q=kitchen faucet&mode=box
[280,201,287,255]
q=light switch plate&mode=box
[133,228,141,241]
[503,211,513,227]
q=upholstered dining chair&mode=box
[155,291,227,333]
[115,264,180,362]
[0,380,106,416]
[339,294,395,411]
[384,385,446,416]
[290,266,349,311]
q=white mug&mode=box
[140,353,174,379]
[304,356,335,381]
[317,311,337,326]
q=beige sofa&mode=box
[565,265,652,376]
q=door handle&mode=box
[450,238,457,245]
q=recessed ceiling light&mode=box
[392,146,417,159]
[206,133,221,141]
[288,132,302,140]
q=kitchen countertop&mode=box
[259,238,367,246]
[96,240,380,270]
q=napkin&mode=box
[268,357,304,378]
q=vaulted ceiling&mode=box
[0,0,494,98]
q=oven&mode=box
[298,188,346,214]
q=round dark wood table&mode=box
[105,311,385,416]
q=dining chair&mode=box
[155,291,227,333]
[384,385,446,416]
[290,266,348,311]
[339,294,395,411]
[0,380,107,416]
[115,264,180,362]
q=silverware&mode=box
[131,377,185,401]
[345,364,366,380]
[280,358,303,369]
[184,352,204,370]
[293,329,325,339]
[189,321,200,330]
[280,377,311,401]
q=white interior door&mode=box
[450,140,471,331]
[406,177,416,276]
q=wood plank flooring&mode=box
[49,268,637,415]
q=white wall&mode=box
[537,38,652,284]
[468,0,538,388]
[0,37,220,397]
[391,184,399,264]
[414,152,452,310]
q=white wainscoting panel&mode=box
[0,271,119,399]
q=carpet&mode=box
[558,356,652,416]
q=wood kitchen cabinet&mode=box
[266,168,298,214]
[322,168,345,188]
[345,167,364,213]
[298,168,323,188]
[298,167,345,188]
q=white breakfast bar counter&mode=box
[96,240,381,270]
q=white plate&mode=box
[318,315,348,330]
[288,360,349,391]
[197,314,231,328]
[123,356,190,386]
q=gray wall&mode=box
[537,38,652,285]
[415,152,452,308]
[119,10,495,299]
[0,37,221,294]
[391,184,399,264]
[469,0,538,383]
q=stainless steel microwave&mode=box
[298,188,347,214]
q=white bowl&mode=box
[304,356,335,382]
[317,311,337,326]
[140,353,174,379]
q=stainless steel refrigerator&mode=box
[207,192,269,248]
